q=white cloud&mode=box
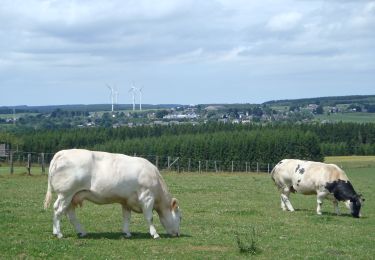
[0,0,374,105]
[266,12,303,31]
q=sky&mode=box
[0,0,374,106]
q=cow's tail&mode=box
[44,152,60,209]
[44,179,53,210]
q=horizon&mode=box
[1,93,374,108]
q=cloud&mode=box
[0,0,374,105]
[266,12,303,32]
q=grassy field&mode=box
[325,156,375,169]
[1,158,374,259]
[315,112,375,123]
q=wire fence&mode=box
[0,151,275,175]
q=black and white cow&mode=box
[271,159,364,218]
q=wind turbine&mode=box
[106,84,115,112]
[139,86,143,111]
[129,83,137,111]
[114,87,119,107]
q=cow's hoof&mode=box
[317,212,322,215]
[78,232,87,238]
[123,233,132,238]
[55,233,63,239]
[153,234,160,239]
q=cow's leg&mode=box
[316,192,327,215]
[122,206,132,238]
[345,200,351,211]
[333,200,340,215]
[139,191,159,239]
[280,197,287,211]
[53,194,73,238]
[52,195,62,237]
[281,188,294,212]
[66,205,87,237]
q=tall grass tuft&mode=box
[235,227,261,255]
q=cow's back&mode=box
[289,161,348,194]
[49,149,167,205]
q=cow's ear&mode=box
[171,198,179,210]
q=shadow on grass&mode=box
[294,208,359,218]
[78,232,191,240]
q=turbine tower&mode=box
[129,83,137,111]
[139,86,143,111]
[106,84,115,112]
[114,87,119,107]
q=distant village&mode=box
[1,100,373,130]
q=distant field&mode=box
[0,156,374,258]
[325,156,375,170]
[0,113,39,119]
[315,112,375,123]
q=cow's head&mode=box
[349,194,364,218]
[160,198,181,237]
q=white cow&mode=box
[44,149,181,239]
[271,159,363,218]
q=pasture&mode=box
[0,157,374,259]
[315,112,375,123]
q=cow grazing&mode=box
[271,159,363,218]
[44,149,181,239]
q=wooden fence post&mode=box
[10,151,14,174]
[167,156,170,169]
[245,162,248,173]
[214,161,218,173]
[256,162,259,173]
[231,161,234,172]
[41,153,45,174]
[188,158,191,172]
[155,156,159,169]
[206,160,208,172]
[198,161,201,173]
[27,153,31,175]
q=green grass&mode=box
[315,112,375,123]
[1,160,374,259]
[0,113,39,119]
[325,156,375,169]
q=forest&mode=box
[1,122,375,168]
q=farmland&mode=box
[315,112,375,123]
[0,156,374,259]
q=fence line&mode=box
[0,151,275,175]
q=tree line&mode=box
[1,122,375,164]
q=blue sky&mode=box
[0,0,374,106]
